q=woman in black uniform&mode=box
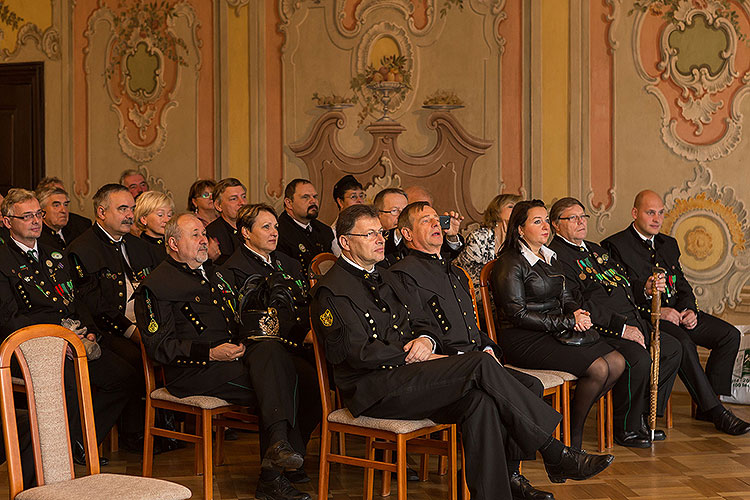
[491,199,625,449]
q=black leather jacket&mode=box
[491,248,577,332]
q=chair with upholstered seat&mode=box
[0,324,192,500]
[310,324,459,500]
[309,252,337,287]
[135,330,258,500]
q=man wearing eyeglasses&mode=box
[311,204,614,500]
[0,188,140,467]
[602,190,749,435]
[330,175,367,257]
[548,197,682,448]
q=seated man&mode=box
[602,190,750,435]
[220,203,321,483]
[205,178,248,265]
[330,175,366,257]
[548,197,682,447]
[277,179,334,273]
[311,204,614,500]
[379,185,464,268]
[136,213,311,500]
[35,177,93,239]
[0,189,140,466]
[119,169,150,200]
[390,201,554,500]
[36,186,91,251]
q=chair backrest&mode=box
[454,265,481,326]
[131,328,160,397]
[479,259,498,342]
[309,321,335,420]
[0,324,100,498]
[309,252,337,287]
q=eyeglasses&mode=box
[197,192,212,199]
[557,214,590,223]
[379,208,403,216]
[347,193,367,202]
[345,229,385,240]
[6,210,46,222]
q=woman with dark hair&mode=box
[491,199,625,449]
[188,179,217,227]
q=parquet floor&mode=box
[2,392,750,499]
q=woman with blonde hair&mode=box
[455,193,522,289]
[134,191,174,261]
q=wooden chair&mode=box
[135,329,258,500]
[309,252,337,287]
[0,324,191,500]
[310,325,459,500]
[478,259,614,451]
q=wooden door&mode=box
[0,62,44,195]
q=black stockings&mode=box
[570,350,625,448]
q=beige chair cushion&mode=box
[16,473,191,500]
[507,367,564,390]
[150,387,231,410]
[11,376,25,386]
[328,408,437,434]
[543,370,578,382]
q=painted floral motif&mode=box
[684,225,714,259]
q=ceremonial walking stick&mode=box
[649,267,665,441]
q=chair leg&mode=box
[381,448,392,497]
[552,388,561,440]
[318,427,332,500]
[194,414,203,476]
[461,447,470,500]
[419,453,429,481]
[597,396,605,452]
[109,424,118,453]
[396,435,407,500]
[142,401,156,477]
[561,381,571,446]
[666,394,673,429]
[449,426,457,500]
[365,437,375,500]
[214,425,225,467]
[339,430,347,455]
[202,411,214,500]
[439,429,449,475]
[606,390,614,449]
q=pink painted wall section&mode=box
[266,0,284,197]
[197,2,215,180]
[340,0,427,33]
[589,0,614,210]
[499,0,523,195]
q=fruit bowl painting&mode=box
[312,92,357,111]
[350,55,412,125]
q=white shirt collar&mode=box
[245,244,272,265]
[393,229,402,245]
[11,237,38,255]
[559,235,587,251]
[520,244,556,266]
[288,213,311,231]
[341,254,375,273]
[96,222,123,243]
[632,223,654,244]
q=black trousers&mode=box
[660,312,740,411]
[601,333,681,433]
[359,352,561,500]
[207,341,321,458]
[98,334,146,435]
[65,344,141,445]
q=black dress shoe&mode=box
[72,441,109,467]
[713,408,750,435]
[638,416,666,441]
[263,440,304,470]
[119,432,144,453]
[509,471,554,499]
[255,473,311,500]
[614,430,651,448]
[544,447,614,483]
[284,468,310,484]
[694,408,712,422]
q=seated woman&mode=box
[134,191,174,262]
[491,199,625,449]
[188,179,217,227]
[219,203,320,484]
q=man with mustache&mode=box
[136,213,312,500]
[277,179,334,273]
[67,183,160,451]
[206,177,248,265]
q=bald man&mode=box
[602,190,749,436]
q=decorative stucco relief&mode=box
[0,22,60,61]
[662,163,750,313]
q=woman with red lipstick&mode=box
[491,199,625,449]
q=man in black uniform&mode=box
[277,179,334,273]
[311,205,614,500]
[36,187,92,252]
[391,201,557,500]
[602,190,749,435]
[35,177,93,243]
[220,203,321,484]
[0,189,139,466]
[205,178,248,265]
[548,197,682,448]
[67,183,158,450]
[135,213,312,500]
